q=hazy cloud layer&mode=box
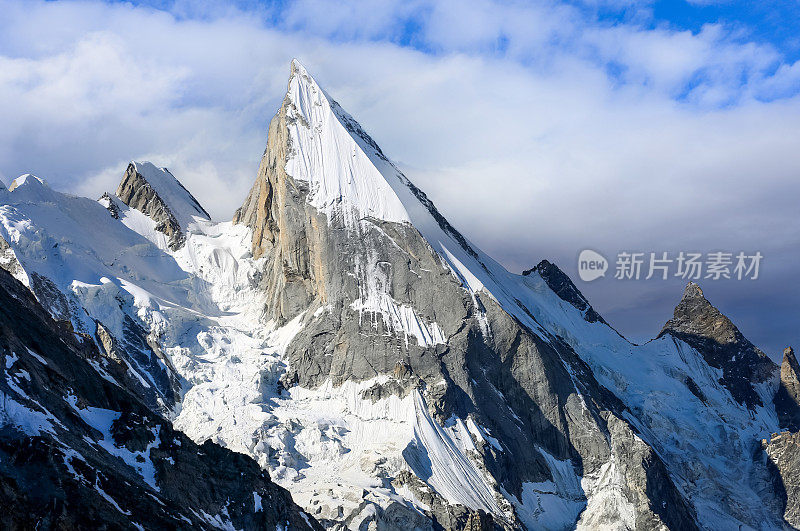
[0,0,797,357]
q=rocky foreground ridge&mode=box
[0,265,318,530]
[0,60,798,530]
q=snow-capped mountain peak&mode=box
[7,174,49,193]
[283,59,412,225]
[114,161,210,250]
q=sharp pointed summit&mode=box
[659,281,776,408]
[115,161,210,250]
[681,280,705,300]
[523,259,607,325]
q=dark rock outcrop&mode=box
[523,259,607,325]
[774,347,800,431]
[0,266,319,530]
[98,192,121,219]
[659,282,776,409]
[761,431,800,528]
[116,162,210,250]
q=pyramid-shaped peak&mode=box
[115,161,209,251]
[121,161,210,225]
[290,58,310,77]
[275,58,413,226]
[9,174,48,192]
[663,282,737,343]
[660,280,776,408]
[681,281,705,300]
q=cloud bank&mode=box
[0,0,797,357]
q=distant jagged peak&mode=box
[775,346,800,431]
[659,281,776,408]
[523,259,607,325]
[784,346,797,365]
[681,280,705,300]
[663,281,750,346]
[122,161,210,224]
[780,347,799,390]
[97,192,120,220]
[115,161,210,250]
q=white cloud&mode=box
[0,0,797,355]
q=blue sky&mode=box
[0,0,798,357]
[112,0,800,103]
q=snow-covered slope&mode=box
[113,161,211,251]
[128,161,210,229]
[0,59,791,530]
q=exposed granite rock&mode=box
[761,431,800,528]
[391,470,498,530]
[116,162,209,251]
[659,282,777,409]
[0,266,319,530]
[0,234,28,287]
[94,318,181,415]
[98,191,120,219]
[234,61,697,529]
[775,347,800,431]
[603,413,698,531]
[523,259,607,325]
[28,271,72,323]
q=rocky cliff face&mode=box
[232,60,701,529]
[0,266,319,530]
[116,162,210,250]
[0,234,27,287]
[761,430,800,528]
[523,259,607,325]
[774,347,800,431]
[659,282,777,408]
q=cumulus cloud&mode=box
[0,0,797,356]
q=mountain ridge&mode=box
[0,59,795,530]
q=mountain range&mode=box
[1,59,798,530]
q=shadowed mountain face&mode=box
[523,260,608,325]
[658,282,777,408]
[775,347,800,431]
[0,59,796,530]
[0,266,319,530]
